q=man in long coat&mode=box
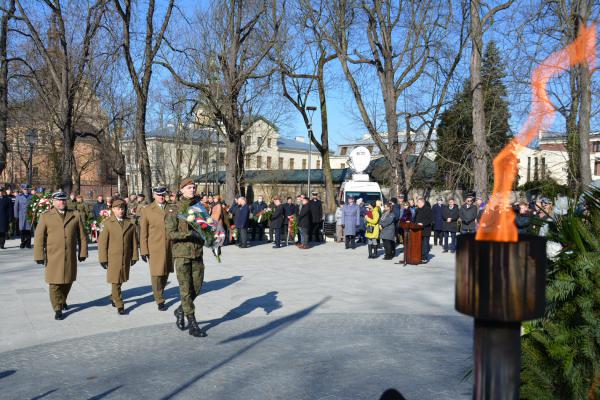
[0,186,13,249]
[414,198,433,263]
[15,184,33,248]
[98,199,139,315]
[309,192,323,242]
[139,186,173,311]
[33,192,88,320]
[269,196,285,248]
[341,196,360,249]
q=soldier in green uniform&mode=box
[74,194,90,222]
[33,192,88,320]
[165,178,206,337]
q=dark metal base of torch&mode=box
[473,319,521,400]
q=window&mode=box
[534,157,539,181]
[316,160,321,169]
[219,152,225,163]
[340,163,346,168]
[202,150,209,163]
[302,159,307,169]
[340,147,348,155]
[593,141,600,152]
[256,156,263,169]
[527,157,531,182]
[541,157,546,179]
[245,136,251,146]
[267,156,272,169]
[278,157,283,169]
[268,138,272,148]
[289,158,295,169]
[245,155,251,168]
[595,160,600,176]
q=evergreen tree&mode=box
[435,41,510,190]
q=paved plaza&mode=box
[0,238,472,399]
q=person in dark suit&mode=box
[308,192,323,242]
[431,197,444,246]
[414,197,433,263]
[234,197,250,248]
[442,198,459,253]
[270,197,285,248]
[297,196,312,249]
[0,186,14,249]
[250,196,267,241]
[282,197,297,243]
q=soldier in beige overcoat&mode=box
[139,186,173,311]
[98,199,139,315]
[34,192,88,320]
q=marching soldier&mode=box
[139,186,173,311]
[33,192,88,320]
[98,199,139,315]
[165,178,206,337]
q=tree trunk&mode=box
[225,135,240,204]
[566,70,580,190]
[0,1,13,177]
[471,0,489,197]
[135,98,153,199]
[316,60,336,214]
[61,124,75,193]
[576,1,592,187]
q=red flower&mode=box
[200,223,208,229]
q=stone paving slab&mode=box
[0,238,472,399]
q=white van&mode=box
[338,174,384,205]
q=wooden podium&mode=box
[399,222,423,265]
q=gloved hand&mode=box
[131,260,137,266]
[101,262,108,270]
[341,225,345,229]
[78,257,86,262]
[191,230,201,239]
[141,255,148,263]
[36,260,45,265]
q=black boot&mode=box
[174,306,185,330]
[187,314,207,337]
[367,245,372,259]
[158,303,166,311]
[371,245,378,258]
[54,310,63,320]
[63,303,68,310]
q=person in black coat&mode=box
[515,201,531,235]
[0,187,14,249]
[250,196,268,241]
[441,198,459,253]
[297,196,312,249]
[308,192,323,242]
[282,197,297,242]
[414,198,433,262]
[431,197,444,246]
[270,197,285,248]
[234,197,250,248]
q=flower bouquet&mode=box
[256,208,272,223]
[178,203,224,262]
[89,209,111,242]
[26,193,52,223]
[287,215,298,240]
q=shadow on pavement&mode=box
[87,385,123,400]
[380,389,407,400]
[31,389,58,400]
[160,297,330,400]
[0,369,16,379]
[200,291,282,333]
[64,276,243,316]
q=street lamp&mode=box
[211,159,217,194]
[305,106,317,195]
[25,129,37,186]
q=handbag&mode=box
[366,225,375,234]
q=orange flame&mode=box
[476,24,597,243]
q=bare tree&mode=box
[470,0,512,197]
[157,0,283,203]
[12,0,109,193]
[0,0,15,177]
[326,0,468,195]
[279,0,338,213]
[112,0,175,199]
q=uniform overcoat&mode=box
[341,203,361,236]
[98,216,139,284]
[0,195,12,233]
[33,208,88,284]
[139,202,173,276]
[14,193,32,230]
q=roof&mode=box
[277,136,319,153]
[145,126,217,140]
[194,155,437,185]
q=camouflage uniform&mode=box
[165,196,204,316]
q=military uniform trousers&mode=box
[111,283,124,309]
[49,283,72,311]
[174,258,204,316]
[151,275,169,305]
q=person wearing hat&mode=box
[139,186,173,311]
[15,184,33,248]
[165,178,206,337]
[308,191,323,242]
[459,195,477,234]
[341,196,360,249]
[74,194,91,222]
[33,192,88,320]
[0,186,13,249]
[98,199,139,315]
[431,197,445,247]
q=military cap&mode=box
[179,178,195,189]
[51,191,68,200]
[20,183,30,190]
[112,199,126,208]
[311,191,319,196]
[153,186,167,195]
